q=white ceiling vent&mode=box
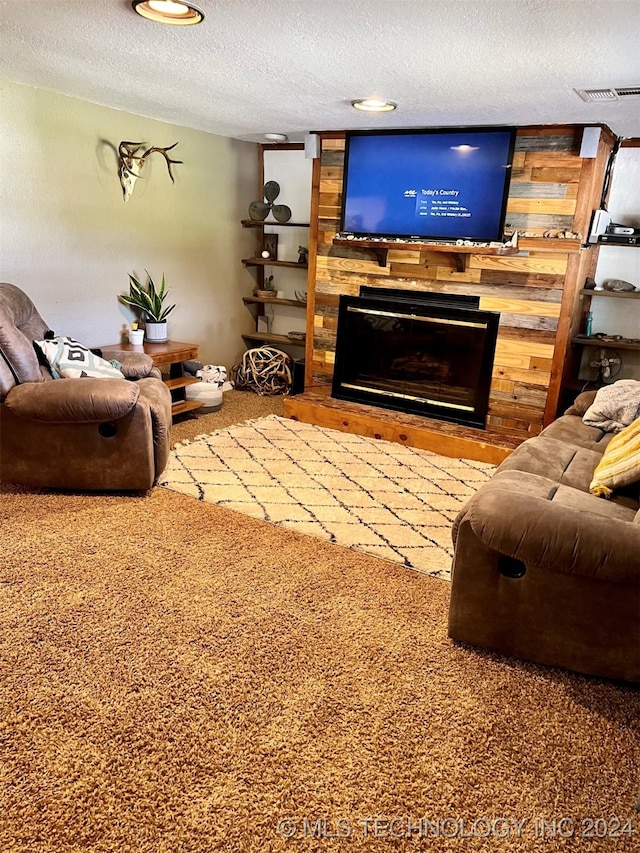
[575,87,640,102]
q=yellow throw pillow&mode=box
[590,417,640,498]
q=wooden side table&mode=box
[100,340,203,418]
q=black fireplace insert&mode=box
[331,289,499,429]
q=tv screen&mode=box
[340,126,516,243]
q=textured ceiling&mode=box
[1,0,639,141]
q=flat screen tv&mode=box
[340,126,516,243]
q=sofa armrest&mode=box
[135,377,172,478]
[564,389,597,416]
[5,378,139,423]
[463,484,640,583]
[102,350,156,379]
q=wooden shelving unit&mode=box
[241,215,309,351]
[574,287,640,351]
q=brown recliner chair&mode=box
[0,282,172,490]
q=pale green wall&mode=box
[0,79,259,366]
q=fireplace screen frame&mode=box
[331,293,500,429]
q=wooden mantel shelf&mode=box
[332,237,519,271]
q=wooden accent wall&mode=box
[304,125,613,439]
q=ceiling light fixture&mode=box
[264,133,289,143]
[351,98,397,112]
[132,1,205,26]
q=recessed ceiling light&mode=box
[132,1,205,26]
[264,133,289,143]
[351,99,397,112]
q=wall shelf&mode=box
[242,332,305,348]
[579,288,640,300]
[242,258,308,269]
[241,209,309,354]
[243,296,307,308]
[241,219,310,228]
[572,335,640,352]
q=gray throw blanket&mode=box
[583,380,640,432]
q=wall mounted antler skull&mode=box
[118,141,182,201]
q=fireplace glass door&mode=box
[331,294,499,428]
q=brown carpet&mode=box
[1,391,639,852]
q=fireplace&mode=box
[331,288,499,429]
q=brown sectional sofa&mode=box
[448,391,640,683]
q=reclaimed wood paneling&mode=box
[302,126,612,439]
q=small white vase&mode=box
[144,321,168,343]
[128,329,145,345]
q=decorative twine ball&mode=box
[232,347,293,396]
[261,250,270,259]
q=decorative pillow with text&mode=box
[34,336,124,380]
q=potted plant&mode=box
[256,275,277,299]
[119,272,176,342]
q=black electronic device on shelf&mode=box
[599,230,640,245]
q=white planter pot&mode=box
[128,329,145,345]
[144,322,168,343]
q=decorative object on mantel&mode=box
[119,271,176,343]
[248,201,269,221]
[510,229,584,240]
[118,141,182,201]
[262,233,279,260]
[272,204,292,223]
[232,347,293,396]
[604,278,638,292]
[297,245,308,264]
[248,181,292,223]
[255,275,276,299]
[588,348,622,383]
[294,290,307,304]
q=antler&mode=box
[140,142,183,183]
[119,141,145,173]
[117,140,182,200]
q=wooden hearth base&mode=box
[283,389,523,465]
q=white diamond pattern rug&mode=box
[159,415,496,580]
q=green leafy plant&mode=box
[264,275,275,291]
[119,272,176,322]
